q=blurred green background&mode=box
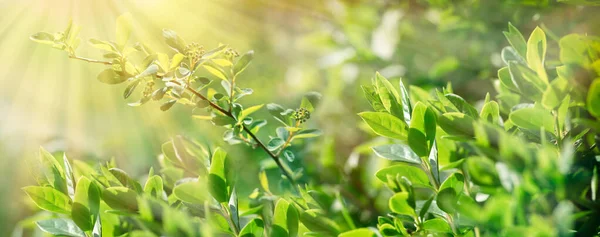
[1,0,598,234]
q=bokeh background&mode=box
[1,0,598,234]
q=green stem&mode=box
[68,55,113,65]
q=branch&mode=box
[68,55,113,65]
[182,84,299,191]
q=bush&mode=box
[19,7,600,237]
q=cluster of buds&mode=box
[185,42,205,62]
[142,81,155,98]
[224,47,239,60]
[293,108,311,124]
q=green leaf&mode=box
[466,157,500,187]
[88,38,118,52]
[101,187,138,211]
[240,218,264,237]
[23,186,71,214]
[389,192,416,217]
[371,144,420,164]
[109,168,143,192]
[338,228,377,237]
[542,77,570,109]
[160,100,177,111]
[508,63,545,101]
[444,94,479,119]
[30,32,55,45]
[439,172,464,195]
[437,112,475,137]
[294,129,322,139]
[408,102,436,156]
[422,218,452,233]
[498,67,518,92]
[71,177,101,231]
[480,101,502,125]
[503,22,527,59]
[375,164,431,188]
[144,175,164,199]
[358,112,408,140]
[559,34,590,65]
[173,180,207,204]
[361,85,387,112]
[234,50,254,76]
[509,107,554,133]
[123,80,141,99]
[203,62,228,81]
[300,96,315,113]
[209,148,231,203]
[238,104,263,122]
[162,29,187,53]
[267,138,285,151]
[272,199,299,237]
[526,27,548,83]
[97,69,127,84]
[587,79,600,118]
[375,72,404,120]
[36,218,85,237]
[399,79,412,124]
[116,13,133,47]
[436,188,457,214]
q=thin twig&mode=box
[68,55,113,65]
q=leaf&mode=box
[203,63,228,81]
[358,112,408,140]
[109,168,143,192]
[71,177,101,231]
[436,112,475,138]
[375,164,431,188]
[123,80,141,99]
[339,228,377,237]
[439,172,464,195]
[88,38,118,52]
[238,104,263,122]
[559,34,590,65]
[234,50,254,76]
[294,129,322,139]
[503,23,527,59]
[160,100,177,111]
[272,199,299,237]
[267,138,285,151]
[408,102,436,156]
[509,107,554,133]
[587,79,600,118]
[372,143,420,164]
[173,180,207,204]
[526,27,548,83]
[444,94,479,119]
[134,64,159,79]
[30,32,55,45]
[23,186,71,214]
[101,187,138,211]
[501,46,526,65]
[466,157,500,187]
[98,69,128,84]
[389,192,416,217]
[361,85,387,112]
[162,29,187,53]
[399,79,412,124]
[209,148,231,203]
[144,175,164,199]
[436,188,457,214]
[375,72,404,120]
[422,218,452,233]
[36,218,85,237]
[116,13,133,47]
[239,218,264,237]
[62,154,75,200]
[480,101,502,125]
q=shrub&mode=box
[21,12,600,237]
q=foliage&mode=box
[20,3,600,237]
